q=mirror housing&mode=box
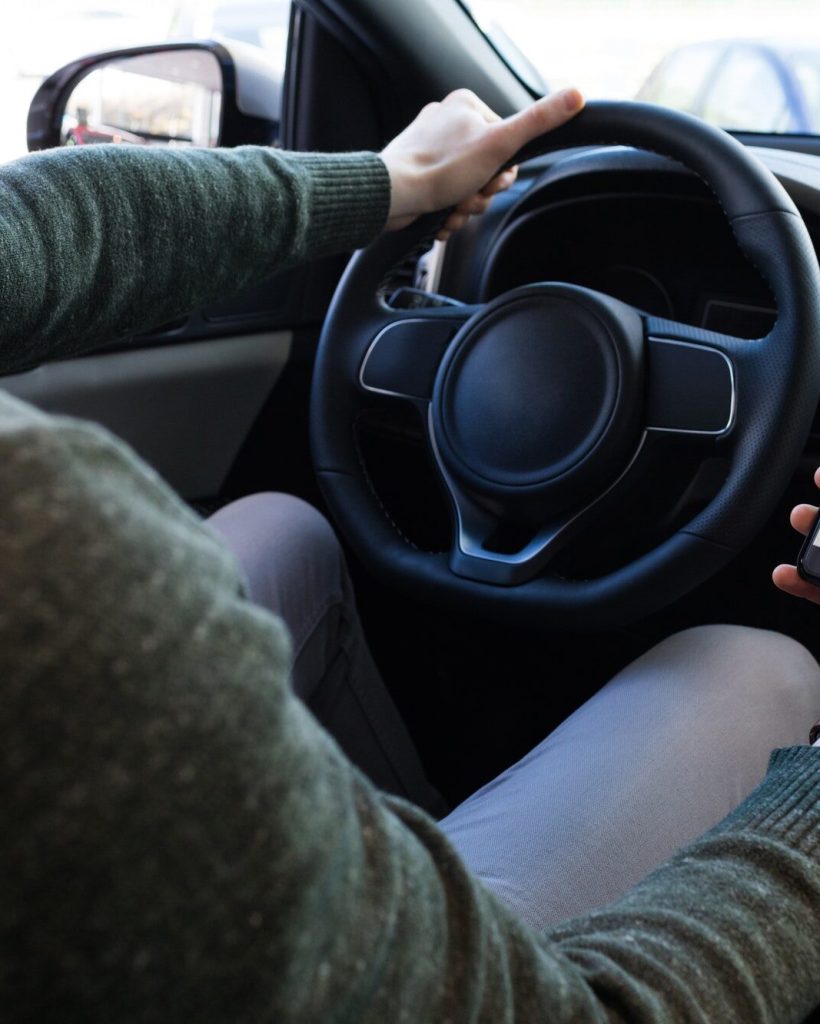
[27,39,281,152]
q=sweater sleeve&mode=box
[0,145,390,372]
[1,402,819,1023]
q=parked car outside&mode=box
[638,39,820,133]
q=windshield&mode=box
[463,0,820,135]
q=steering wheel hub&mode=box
[432,284,644,515]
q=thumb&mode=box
[494,88,585,158]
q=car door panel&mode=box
[1,330,291,499]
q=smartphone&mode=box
[797,509,820,585]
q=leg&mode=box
[440,624,820,930]
[208,493,445,816]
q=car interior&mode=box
[8,0,820,820]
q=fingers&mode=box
[437,211,468,240]
[383,86,581,231]
[769,468,818,602]
[772,564,820,605]
[451,168,517,213]
[496,88,585,156]
[445,88,502,125]
[774,475,820,605]
[791,503,818,536]
[438,166,519,240]
[481,167,518,197]
[455,193,491,217]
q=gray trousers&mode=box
[209,493,820,931]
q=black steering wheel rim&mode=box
[311,101,820,628]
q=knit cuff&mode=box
[296,152,391,258]
[714,745,820,856]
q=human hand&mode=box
[381,87,584,241]
[772,466,820,603]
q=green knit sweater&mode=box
[1,144,819,1023]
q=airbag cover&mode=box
[432,284,643,509]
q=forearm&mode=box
[0,145,389,373]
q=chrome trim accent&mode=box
[359,315,465,401]
[646,336,736,437]
[358,318,435,400]
[415,239,447,294]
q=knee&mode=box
[655,624,820,717]
[253,492,340,559]
[220,492,342,566]
[665,623,818,676]
[208,492,348,609]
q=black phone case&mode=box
[797,509,820,585]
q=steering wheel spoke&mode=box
[644,317,738,438]
[435,418,648,587]
[430,438,570,586]
[358,306,480,403]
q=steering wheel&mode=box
[311,101,820,628]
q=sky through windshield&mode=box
[465,0,820,134]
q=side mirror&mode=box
[27,40,281,152]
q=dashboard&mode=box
[435,144,820,344]
[480,192,777,338]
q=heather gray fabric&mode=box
[209,495,820,935]
[2,144,820,1022]
[442,624,820,930]
[208,492,446,815]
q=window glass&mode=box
[791,52,820,131]
[701,47,788,131]
[639,45,721,111]
[64,51,223,148]
[170,0,291,74]
[461,0,820,135]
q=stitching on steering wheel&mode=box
[637,142,785,307]
[351,416,425,552]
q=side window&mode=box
[172,0,292,76]
[640,45,721,112]
[1,1,291,164]
[701,47,789,132]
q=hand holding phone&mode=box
[772,466,820,604]
[798,508,820,585]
